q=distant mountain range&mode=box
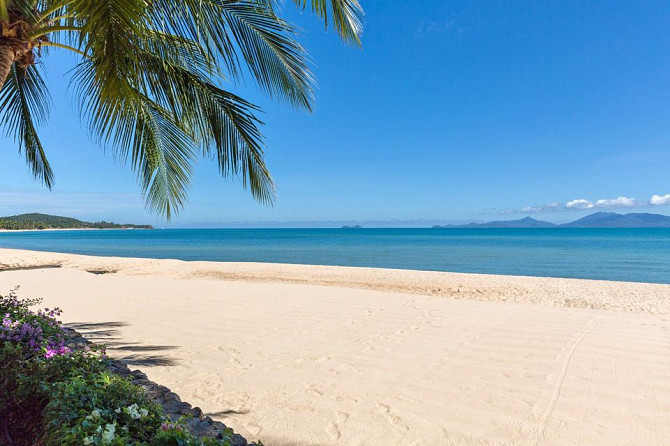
[0,213,153,230]
[432,212,670,229]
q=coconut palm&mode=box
[0,0,363,217]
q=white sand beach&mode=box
[1,248,669,445]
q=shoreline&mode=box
[1,228,667,286]
[0,247,669,314]
[0,247,669,445]
[0,227,152,233]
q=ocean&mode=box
[0,228,668,284]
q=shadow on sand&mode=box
[205,409,251,417]
[64,321,179,367]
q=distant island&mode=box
[341,225,363,229]
[434,216,556,229]
[432,212,670,229]
[0,213,154,230]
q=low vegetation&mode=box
[0,213,153,230]
[0,288,234,445]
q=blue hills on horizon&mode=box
[3,211,670,230]
[433,212,670,229]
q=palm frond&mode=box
[197,82,275,204]
[71,55,196,219]
[135,99,195,218]
[0,64,53,187]
[219,1,314,109]
[150,0,314,109]
[132,34,275,204]
[1,0,362,218]
[0,0,8,21]
[8,0,41,24]
[288,0,364,44]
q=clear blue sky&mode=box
[1,1,669,227]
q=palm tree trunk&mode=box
[0,44,15,91]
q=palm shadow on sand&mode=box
[64,321,179,367]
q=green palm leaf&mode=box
[131,33,274,204]
[290,0,364,45]
[0,0,363,218]
[0,64,53,188]
[72,56,196,219]
[150,0,314,109]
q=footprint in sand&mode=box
[326,422,341,440]
[305,384,324,396]
[243,422,263,437]
[336,410,349,423]
[326,411,349,441]
[329,363,362,375]
[375,402,409,431]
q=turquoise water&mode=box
[0,228,668,284]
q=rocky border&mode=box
[63,328,254,446]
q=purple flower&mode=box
[1,290,69,354]
[44,344,71,359]
[160,422,182,431]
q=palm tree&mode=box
[0,0,363,217]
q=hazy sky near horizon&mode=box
[1,1,669,226]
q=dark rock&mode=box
[131,370,148,380]
[231,434,250,446]
[164,391,182,402]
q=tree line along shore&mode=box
[0,213,153,231]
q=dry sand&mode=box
[0,248,669,445]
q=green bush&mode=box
[0,289,235,445]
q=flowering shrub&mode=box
[0,288,236,445]
[1,289,67,354]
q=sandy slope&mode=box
[0,248,669,445]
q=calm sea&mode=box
[0,228,668,284]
